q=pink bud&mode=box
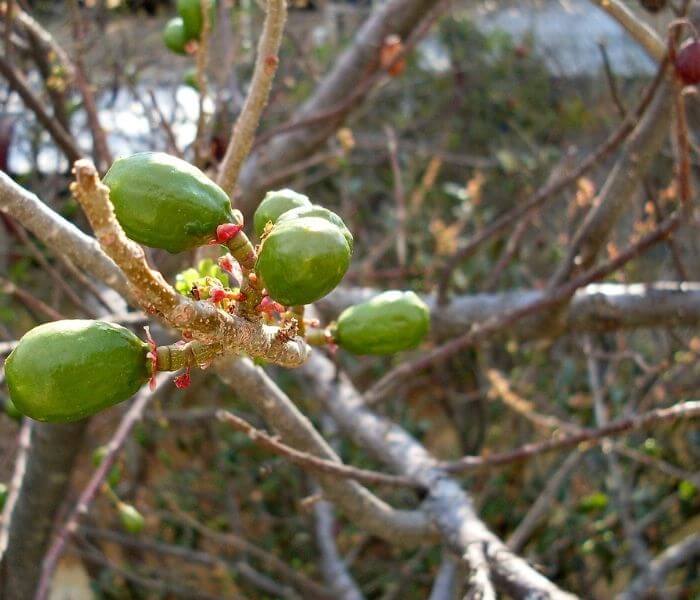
[216,223,243,244]
[174,368,191,389]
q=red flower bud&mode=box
[216,223,243,244]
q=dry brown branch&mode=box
[217,0,287,195]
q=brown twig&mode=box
[441,400,700,473]
[193,0,212,167]
[217,410,423,489]
[385,125,407,267]
[0,55,81,163]
[0,275,64,322]
[216,0,287,195]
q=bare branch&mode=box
[217,410,423,489]
[216,0,287,195]
[442,401,700,472]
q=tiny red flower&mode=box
[256,296,285,315]
[174,368,191,389]
[210,287,226,303]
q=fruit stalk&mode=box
[155,340,222,371]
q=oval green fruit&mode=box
[163,17,188,55]
[0,483,7,511]
[4,397,21,421]
[183,67,199,90]
[118,502,145,534]
[104,152,240,253]
[5,320,151,423]
[336,291,430,355]
[92,446,123,488]
[256,217,351,306]
[275,205,353,251]
[177,0,217,41]
[253,189,311,238]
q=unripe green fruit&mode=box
[118,502,145,534]
[253,189,311,238]
[92,446,123,488]
[5,320,151,423]
[4,397,21,421]
[335,291,430,355]
[177,0,217,41]
[256,217,351,306]
[0,483,7,511]
[275,205,353,251]
[163,17,188,55]
[104,152,240,253]
[183,67,199,90]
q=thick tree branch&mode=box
[297,352,576,599]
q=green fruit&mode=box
[256,217,351,306]
[5,320,151,423]
[0,483,7,511]
[275,205,353,251]
[92,446,123,488]
[335,291,430,355]
[4,397,21,421]
[177,0,217,41]
[163,17,188,55]
[104,152,240,253]
[183,67,199,90]
[253,189,311,238]
[118,502,145,534]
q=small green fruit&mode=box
[253,189,311,238]
[104,152,240,253]
[335,291,430,355]
[183,67,199,90]
[118,502,145,534]
[256,217,351,306]
[177,0,217,41]
[5,320,151,423]
[275,205,353,251]
[0,483,7,511]
[163,17,188,55]
[92,446,123,488]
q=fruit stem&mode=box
[223,228,265,319]
[306,326,334,347]
[291,305,305,336]
[155,341,222,372]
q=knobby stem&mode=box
[224,229,265,318]
[156,340,223,372]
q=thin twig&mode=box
[193,0,212,167]
[441,400,700,473]
[217,410,423,489]
[216,0,287,195]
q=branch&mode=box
[549,76,673,286]
[428,553,462,600]
[34,378,167,600]
[620,534,700,600]
[70,159,309,368]
[216,0,287,195]
[214,357,437,547]
[311,484,365,600]
[589,0,666,61]
[0,54,81,163]
[365,214,679,404]
[441,401,700,473]
[217,410,422,489]
[0,169,131,300]
[297,352,576,599]
[321,282,700,339]
[0,419,88,599]
[236,0,447,215]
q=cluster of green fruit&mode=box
[163,0,215,55]
[4,152,429,423]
